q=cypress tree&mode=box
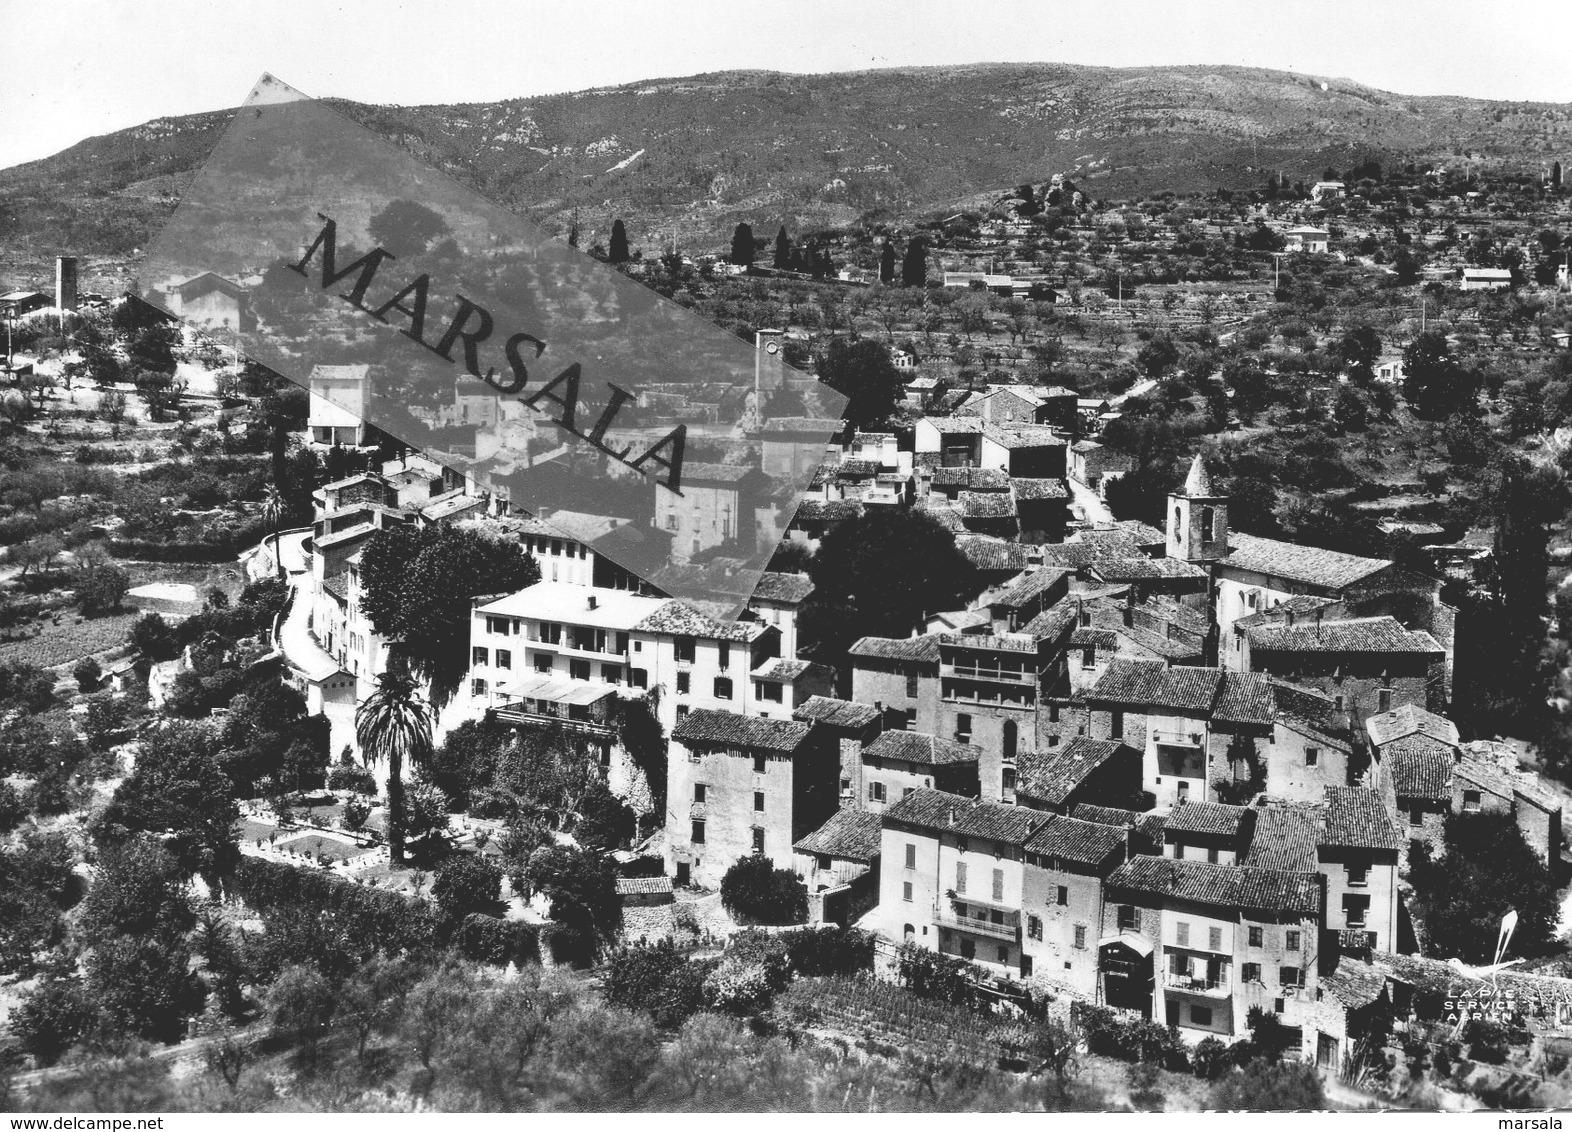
[773,226,791,269]
[879,241,896,284]
[729,222,756,267]
[608,219,630,264]
[1554,160,1563,190]
[900,237,927,288]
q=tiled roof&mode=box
[1322,961,1395,1010]
[681,461,758,484]
[1088,661,1220,714]
[1213,671,1276,726]
[921,416,987,434]
[882,787,978,833]
[1243,804,1322,872]
[953,799,1049,846]
[1114,622,1201,661]
[1268,678,1346,736]
[1366,704,1459,749]
[751,657,819,681]
[793,500,864,525]
[1113,520,1167,545]
[761,416,845,434]
[1247,616,1444,655]
[1012,478,1069,501]
[848,635,943,664]
[1021,602,1078,641]
[750,572,815,605]
[1234,595,1338,630]
[1071,628,1119,650]
[991,568,1069,609]
[793,809,884,860]
[1165,801,1251,838]
[615,876,674,896]
[915,502,967,534]
[1016,738,1133,806]
[633,601,769,642]
[1321,786,1405,850]
[984,423,1066,450]
[959,491,1018,519]
[792,696,882,730]
[954,536,1033,572]
[1106,855,1322,916]
[931,466,1011,491]
[672,709,814,753]
[1224,533,1392,590]
[836,460,882,478]
[864,730,979,767]
[1071,803,1168,845]
[1024,814,1129,866]
[1388,742,1454,801]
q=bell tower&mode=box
[1167,454,1228,563]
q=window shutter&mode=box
[992,868,1004,901]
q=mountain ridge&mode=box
[2,61,1568,269]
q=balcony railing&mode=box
[937,909,1020,943]
[1163,971,1230,997]
[941,662,1034,685]
[491,707,614,739]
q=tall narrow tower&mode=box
[1166,454,1229,563]
[55,257,78,312]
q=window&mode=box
[1027,915,1043,941]
[616,632,628,654]
[1056,885,1068,907]
[534,654,553,673]
[956,861,967,894]
[1343,894,1370,928]
[1378,687,1393,713]
[1242,962,1261,983]
[693,784,707,802]
[1176,922,1189,947]
[960,939,975,960]
[1334,696,1345,712]
[1279,966,1302,989]
[1201,506,1215,544]
[1002,767,1016,793]
[675,637,696,663]
[486,615,510,635]
[753,754,767,775]
[676,705,690,722]
[569,659,591,680]
[714,677,733,700]
[906,671,919,698]
[691,820,706,844]
[539,622,562,645]
[1081,646,1096,670]
[1003,721,1017,764]
[1305,746,1319,767]
[1409,804,1424,827]
[753,791,764,813]
[752,827,765,853]
[905,843,917,869]
[1073,924,1087,949]
[1110,710,1124,739]
[631,668,649,689]
[955,713,972,743]
[1249,926,1263,948]
[996,945,1009,963]
[992,868,1004,902]
[868,782,887,803]
[1463,790,1481,812]
[472,646,489,666]
[903,881,913,902]
[1347,862,1369,887]
[757,682,783,703]
[1285,930,1300,952]
[493,649,511,670]
[718,642,730,670]
[1207,848,1219,865]
[1191,1005,1213,1027]
[471,678,487,696]
[905,708,917,730]
[1117,905,1140,931]
[1209,926,1223,952]
[1049,702,1060,724]
[676,672,690,694]
[1021,955,1033,978]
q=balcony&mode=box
[937,908,1021,943]
[941,662,1035,686]
[491,707,614,740]
[1163,971,1231,997]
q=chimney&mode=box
[1315,608,1323,641]
[948,807,957,826]
[1124,587,1135,629]
[587,595,598,610]
[1286,607,1296,628]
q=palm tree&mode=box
[261,484,285,580]
[355,669,433,865]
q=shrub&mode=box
[1073,1002,1187,1069]
[895,940,975,1006]
[431,854,503,922]
[328,758,377,795]
[1209,1059,1326,1111]
[341,795,371,830]
[1192,1036,1234,1080]
[719,854,808,925]
[780,926,876,977]
[1463,1017,1511,1065]
[72,657,103,693]
[10,979,100,1066]
[604,942,712,1029]
[725,930,793,993]
[704,959,775,1017]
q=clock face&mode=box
[765,341,779,355]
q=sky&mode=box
[3,0,1571,172]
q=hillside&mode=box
[2,61,1569,280]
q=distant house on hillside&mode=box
[1458,267,1512,292]
[1284,227,1330,254]
[308,364,372,447]
[1311,181,1346,202]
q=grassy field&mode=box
[0,610,140,669]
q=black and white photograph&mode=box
[3,0,1572,1116]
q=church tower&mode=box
[1167,454,1228,563]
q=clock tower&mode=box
[755,328,785,402]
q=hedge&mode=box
[110,538,247,564]
[453,913,540,967]
[231,855,438,957]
